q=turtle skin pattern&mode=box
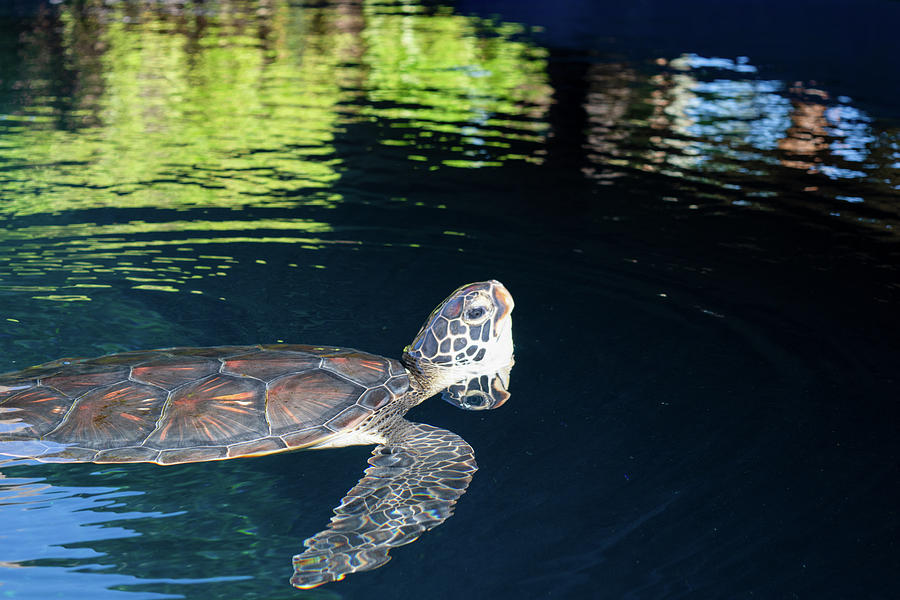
[0,345,410,465]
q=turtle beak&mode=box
[490,281,514,335]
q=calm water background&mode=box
[0,1,898,598]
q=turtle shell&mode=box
[0,345,410,465]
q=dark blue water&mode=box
[0,1,898,598]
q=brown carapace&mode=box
[0,345,407,465]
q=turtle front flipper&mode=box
[290,421,477,589]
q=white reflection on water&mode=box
[824,103,875,163]
[664,55,881,183]
[582,52,900,232]
[671,78,793,153]
[0,475,246,599]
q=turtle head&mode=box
[403,280,514,395]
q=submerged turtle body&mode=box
[0,345,410,465]
[0,280,515,589]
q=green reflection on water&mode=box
[0,217,341,302]
[2,0,345,216]
[0,0,553,332]
[0,0,551,217]
[358,3,552,167]
[0,218,332,242]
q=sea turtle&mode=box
[0,280,514,588]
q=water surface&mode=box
[0,1,898,599]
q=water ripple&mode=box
[583,53,900,233]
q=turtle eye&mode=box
[465,307,485,320]
[463,393,487,409]
[462,294,492,325]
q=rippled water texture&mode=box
[0,1,548,318]
[583,55,899,227]
[0,1,898,599]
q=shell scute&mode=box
[40,447,99,463]
[11,360,93,379]
[166,346,259,359]
[223,351,320,382]
[42,369,129,398]
[386,373,410,396]
[158,446,227,465]
[325,405,373,432]
[227,437,286,458]
[358,387,391,410]
[45,381,168,449]
[91,351,168,366]
[0,380,37,398]
[95,446,160,463]
[2,351,156,383]
[0,365,54,383]
[131,357,220,390]
[322,353,393,387]
[267,371,363,436]
[388,359,407,377]
[0,439,63,460]
[0,386,74,437]
[260,344,335,356]
[281,426,333,449]
[147,374,266,449]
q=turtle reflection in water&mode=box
[0,281,514,588]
